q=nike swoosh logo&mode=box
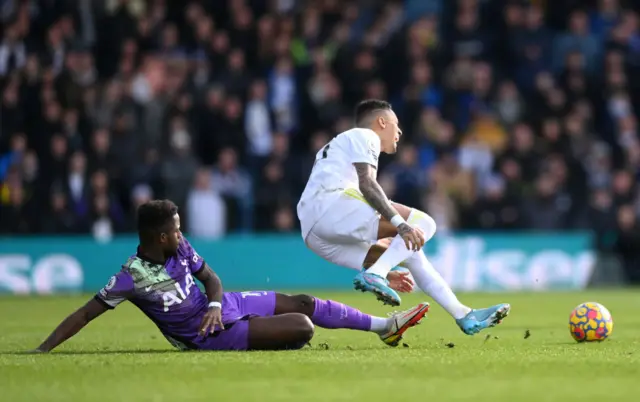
[145,286,153,292]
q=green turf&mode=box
[1,291,639,402]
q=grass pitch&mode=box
[1,291,639,402]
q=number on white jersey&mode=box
[312,140,333,169]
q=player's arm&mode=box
[193,262,224,335]
[194,262,223,306]
[354,162,402,223]
[349,130,410,232]
[182,239,223,334]
[34,297,108,353]
[354,162,424,250]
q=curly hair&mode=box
[136,199,178,240]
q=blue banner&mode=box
[0,233,594,294]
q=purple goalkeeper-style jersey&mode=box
[95,238,210,350]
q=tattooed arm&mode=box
[354,162,399,220]
[354,162,413,235]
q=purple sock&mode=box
[311,298,372,331]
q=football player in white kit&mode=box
[297,100,510,335]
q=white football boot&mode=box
[380,302,430,347]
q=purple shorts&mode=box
[200,291,276,351]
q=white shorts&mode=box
[304,189,380,270]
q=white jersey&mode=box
[297,128,381,240]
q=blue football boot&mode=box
[353,269,401,307]
[456,303,511,335]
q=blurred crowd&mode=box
[1,0,640,278]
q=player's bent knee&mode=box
[292,313,315,344]
[410,209,437,242]
[247,314,314,350]
[275,293,315,316]
[292,294,315,309]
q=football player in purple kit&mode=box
[33,200,430,352]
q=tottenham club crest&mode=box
[105,276,117,290]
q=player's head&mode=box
[136,199,181,254]
[354,99,402,154]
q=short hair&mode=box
[354,99,392,127]
[137,199,178,240]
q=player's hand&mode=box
[397,223,426,251]
[25,348,47,354]
[387,270,415,293]
[199,307,224,336]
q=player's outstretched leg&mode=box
[365,203,511,335]
[247,314,315,350]
[455,304,511,335]
[274,294,429,347]
[401,235,510,335]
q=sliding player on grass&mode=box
[296,99,510,335]
[33,200,428,352]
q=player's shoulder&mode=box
[122,255,139,271]
[339,128,380,156]
[339,128,378,142]
[99,259,136,296]
[340,128,380,151]
[177,237,195,256]
[178,237,203,265]
[121,254,166,284]
[121,255,146,278]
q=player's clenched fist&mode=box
[397,223,426,251]
[199,306,224,336]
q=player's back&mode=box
[297,127,381,239]
[303,129,365,193]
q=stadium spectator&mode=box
[187,168,226,239]
[161,115,199,210]
[615,204,640,284]
[0,0,637,272]
[245,79,274,164]
[211,147,251,231]
[65,150,90,219]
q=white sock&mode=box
[365,234,414,278]
[369,316,392,334]
[365,209,437,278]
[405,251,471,320]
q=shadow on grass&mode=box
[2,349,179,356]
[3,345,403,355]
